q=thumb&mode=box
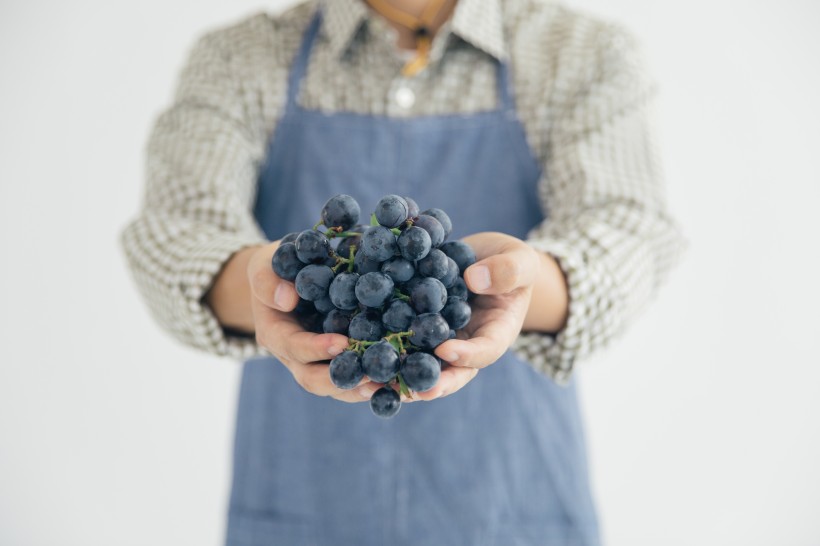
[463,247,537,295]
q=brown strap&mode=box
[366,0,450,76]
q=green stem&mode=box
[392,289,410,303]
[313,219,323,231]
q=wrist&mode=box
[205,245,260,333]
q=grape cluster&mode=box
[272,194,476,418]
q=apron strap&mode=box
[285,10,323,112]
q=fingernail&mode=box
[328,344,346,357]
[358,385,376,399]
[468,265,491,292]
[274,284,290,309]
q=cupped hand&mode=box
[431,232,541,374]
[247,241,381,403]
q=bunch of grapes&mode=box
[271,194,476,418]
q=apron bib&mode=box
[227,12,599,546]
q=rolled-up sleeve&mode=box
[513,24,687,383]
[121,31,269,358]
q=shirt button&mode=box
[395,87,415,109]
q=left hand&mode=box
[410,232,542,400]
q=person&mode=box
[121,0,685,543]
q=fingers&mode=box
[247,241,300,312]
[410,365,479,401]
[253,300,348,363]
[464,246,538,296]
[434,308,522,369]
[293,363,381,403]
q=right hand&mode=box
[247,241,380,403]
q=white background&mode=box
[1,0,818,544]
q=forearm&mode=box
[206,246,260,334]
[522,251,569,333]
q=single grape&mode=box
[354,249,382,274]
[439,257,459,288]
[409,277,447,314]
[360,225,398,262]
[348,309,384,341]
[295,230,332,264]
[420,208,452,239]
[381,256,415,283]
[314,295,336,314]
[323,309,352,335]
[362,340,400,383]
[294,264,335,301]
[417,249,449,280]
[404,196,420,219]
[336,234,361,260]
[441,297,471,330]
[448,277,469,300]
[280,232,300,244]
[375,195,409,228]
[329,272,360,310]
[439,241,477,274]
[271,242,304,281]
[400,352,441,392]
[397,226,432,261]
[321,194,360,230]
[409,313,450,350]
[329,350,364,389]
[370,387,401,418]
[355,272,395,308]
[382,299,416,332]
[413,215,445,248]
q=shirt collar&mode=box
[320,0,507,61]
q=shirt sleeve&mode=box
[512,23,687,384]
[120,31,270,359]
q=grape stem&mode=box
[347,330,415,355]
[392,289,410,303]
[332,245,357,273]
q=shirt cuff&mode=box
[512,237,616,385]
[172,232,269,360]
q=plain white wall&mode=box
[1,0,818,545]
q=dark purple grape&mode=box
[299,312,325,334]
[439,257,459,288]
[382,300,415,332]
[323,309,352,335]
[409,313,450,350]
[448,329,457,340]
[295,230,332,264]
[360,226,398,262]
[439,241,477,274]
[370,387,401,418]
[314,295,336,314]
[362,340,400,383]
[413,215,445,248]
[294,298,315,316]
[271,242,304,281]
[417,249,449,280]
[336,234,361,260]
[375,195,409,228]
[280,232,300,244]
[348,309,384,341]
[397,226,432,261]
[441,297,471,330]
[354,250,381,274]
[409,277,447,314]
[321,194,360,231]
[400,352,441,392]
[329,350,363,389]
[328,272,360,310]
[420,208,452,239]
[448,277,469,301]
[404,197,420,219]
[355,272,394,308]
[381,257,415,283]
[294,264,334,301]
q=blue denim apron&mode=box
[226,12,599,546]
